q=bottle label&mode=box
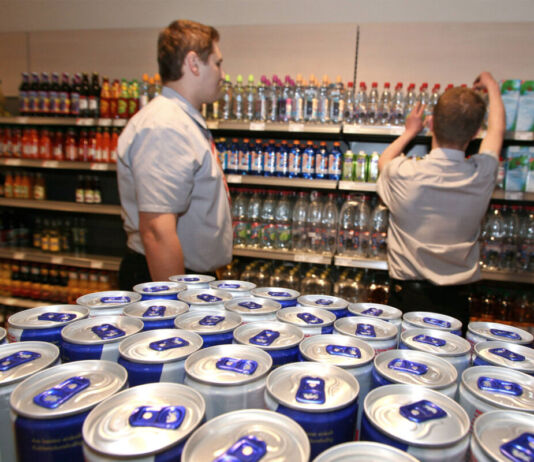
[75,188,85,203]
[79,96,88,111]
[66,145,77,161]
[71,93,80,115]
[49,236,60,253]
[84,189,94,204]
[33,185,45,200]
[89,96,97,111]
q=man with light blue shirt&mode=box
[377,72,505,330]
[117,20,232,290]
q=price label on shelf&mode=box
[249,122,266,131]
[13,252,25,260]
[288,123,305,132]
[90,261,104,269]
[293,253,309,262]
[504,191,524,201]
[5,159,22,166]
[42,161,59,168]
[90,163,111,171]
[51,256,64,265]
[98,118,112,127]
[514,131,534,141]
[226,174,242,184]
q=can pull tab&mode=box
[490,329,521,340]
[423,317,451,329]
[326,344,361,358]
[216,357,258,375]
[249,330,280,346]
[100,296,131,304]
[143,305,166,318]
[149,337,190,351]
[91,323,126,340]
[268,291,290,298]
[489,348,525,362]
[399,400,447,423]
[356,323,376,337]
[296,376,326,404]
[33,376,90,409]
[183,277,200,282]
[238,301,263,310]
[0,351,41,371]
[199,315,225,326]
[212,435,267,462]
[362,307,383,316]
[500,433,534,462]
[144,285,170,293]
[297,312,323,325]
[197,294,223,303]
[413,334,446,347]
[388,359,429,375]
[315,298,333,306]
[129,405,186,430]
[37,312,76,323]
[477,377,523,396]
[219,283,240,289]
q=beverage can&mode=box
[225,297,281,323]
[466,321,533,348]
[209,279,256,298]
[348,302,402,332]
[168,274,215,290]
[313,442,421,462]
[473,340,534,375]
[298,294,349,319]
[132,281,186,301]
[277,306,336,337]
[77,291,141,317]
[402,311,462,336]
[251,286,300,308]
[123,299,189,331]
[178,288,232,311]
[334,316,398,353]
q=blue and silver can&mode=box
[334,316,398,353]
[313,442,421,462]
[473,340,534,375]
[400,328,471,383]
[298,294,349,319]
[265,361,359,460]
[224,296,281,324]
[470,410,534,462]
[10,360,127,462]
[209,279,256,298]
[132,281,187,301]
[402,311,462,336]
[118,328,203,386]
[182,409,310,462]
[61,315,144,362]
[361,384,470,461]
[83,382,205,462]
[348,302,402,333]
[467,321,533,349]
[184,344,272,419]
[174,309,242,348]
[7,304,89,346]
[77,291,141,317]
[0,341,59,462]
[371,349,458,399]
[277,306,336,337]
[123,299,189,331]
[251,286,300,308]
[233,321,303,366]
[178,288,232,312]
[169,274,215,290]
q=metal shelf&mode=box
[334,256,389,270]
[210,121,341,134]
[233,247,333,265]
[226,174,337,190]
[0,158,116,171]
[0,198,121,215]
[338,181,377,192]
[491,190,534,202]
[481,270,534,284]
[0,247,121,270]
[0,295,53,309]
[0,116,127,127]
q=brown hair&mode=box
[433,87,486,148]
[158,20,220,83]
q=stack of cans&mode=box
[76,290,141,317]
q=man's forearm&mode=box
[378,130,416,171]
[480,82,505,156]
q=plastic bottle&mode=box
[139,73,150,110]
[232,189,249,247]
[292,191,308,252]
[322,193,338,254]
[117,79,130,119]
[153,74,162,97]
[49,72,61,116]
[244,74,256,121]
[250,139,264,175]
[247,189,263,248]
[278,75,293,123]
[318,75,330,124]
[269,75,281,122]
[480,204,505,271]
[329,75,345,123]
[233,74,244,120]
[276,140,289,177]
[288,140,301,178]
[304,75,319,123]
[367,151,380,183]
[227,138,239,174]
[391,82,405,126]
[274,191,293,249]
[429,84,441,114]
[59,73,71,117]
[517,206,534,272]
[89,72,101,118]
[29,72,40,116]
[301,141,315,179]
[328,141,343,181]
[292,75,305,122]
[263,139,276,176]
[238,138,251,175]
[19,72,30,115]
[110,79,120,119]
[356,195,372,257]
[344,81,355,123]
[39,72,51,117]
[99,77,111,118]
[307,191,324,253]
[338,195,357,255]
[404,83,417,118]
[367,82,379,125]
[500,205,520,270]
[370,201,389,259]
[220,74,233,121]
[342,149,354,181]
[256,76,269,121]
[378,82,392,125]
[315,141,328,180]
[260,190,277,249]
[79,73,91,118]
[418,82,430,119]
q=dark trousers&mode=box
[388,278,472,335]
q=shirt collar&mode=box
[162,86,207,129]
[427,147,466,161]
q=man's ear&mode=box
[184,51,200,76]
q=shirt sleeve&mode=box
[376,155,403,208]
[130,126,197,215]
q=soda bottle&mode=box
[328,141,343,181]
[367,82,379,125]
[247,189,263,247]
[344,81,355,123]
[288,140,301,178]
[19,72,30,115]
[59,73,71,117]
[78,129,89,162]
[292,75,305,122]
[276,140,289,177]
[318,75,330,124]
[315,141,328,179]
[304,74,319,123]
[307,191,324,253]
[418,83,430,118]
[99,77,111,118]
[328,75,345,123]
[379,82,392,125]
[342,149,354,181]
[39,129,52,160]
[39,72,51,116]
[64,129,77,161]
[367,151,380,182]
[292,191,309,251]
[322,193,338,254]
[256,76,270,121]
[29,72,40,116]
[49,72,61,116]
[71,73,83,117]
[232,74,244,120]
[232,189,249,247]
[260,190,277,249]
[354,150,368,182]
[52,129,64,161]
[89,72,101,118]
[110,128,119,162]
[274,191,292,249]
[110,79,120,118]
[391,82,405,126]
[301,141,315,179]
[220,74,233,121]
[118,79,130,119]
[354,82,368,125]
[87,129,97,162]
[263,140,276,176]
[370,200,389,259]
[79,73,91,117]
[244,74,256,121]
[139,73,150,109]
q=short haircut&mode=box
[158,20,220,83]
[433,87,486,148]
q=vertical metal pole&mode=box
[353,25,360,88]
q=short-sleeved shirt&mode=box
[376,148,498,285]
[117,86,232,272]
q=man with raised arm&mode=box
[376,72,505,330]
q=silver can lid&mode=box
[475,341,534,374]
[0,341,59,386]
[123,299,189,321]
[403,311,462,332]
[334,316,397,341]
[468,322,534,345]
[209,280,257,293]
[169,274,215,285]
[182,409,310,462]
[312,442,421,462]
[8,304,89,329]
[174,309,242,334]
[276,306,336,328]
[119,329,203,364]
[61,315,144,345]
[348,302,402,321]
[364,384,470,447]
[233,321,303,350]
[251,286,300,301]
[461,365,534,412]
[299,334,375,368]
[178,288,232,306]
[298,294,348,311]
[132,281,187,296]
[0,327,5,342]
[10,360,127,419]
[266,362,359,412]
[77,290,141,309]
[224,297,281,316]
[472,410,534,462]
[185,344,272,385]
[401,328,471,357]
[374,349,457,389]
[83,382,205,457]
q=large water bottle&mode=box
[307,191,324,253]
[274,191,293,249]
[220,74,233,120]
[370,201,389,259]
[304,75,319,122]
[391,82,405,126]
[278,75,294,123]
[232,189,249,247]
[354,82,368,124]
[378,82,392,125]
[322,193,339,255]
[357,195,372,257]
[480,204,505,271]
[404,83,417,118]
[247,189,263,247]
[367,82,379,125]
[232,74,244,120]
[318,75,330,124]
[517,206,534,272]
[292,191,309,251]
[269,75,281,122]
[260,190,277,249]
[292,74,305,122]
[256,76,270,121]
[338,194,358,255]
[329,76,345,123]
[244,74,256,121]
[418,83,430,119]
[344,81,355,123]
[500,205,520,271]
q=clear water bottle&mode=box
[269,75,282,122]
[315,141,329,180]
[517,206,534,272]
[354,82,368,125]
[247,189,263,248]
[379,82,392,126]
[367,82,379,125]
[274,191,293,249]
[418,82,430,118]
[256,76,270,121]
[307,191,324,253]
[338,194,358,255]
[292,74,305,122]
[329,76,345,123]
[480,204,505,271]
[370,201,389,259]
[404,83,417,118]
[391,82,405,126]
[500,205,520,271]
[322,193,339,255]
[278,75,294,123]
[430,84,441,109]
[244,74,256,121]
[220,74,233,121]
[232,74,244,120]
[357,195,372,257]
[260,190,277,249]
[304,75,319,122]
[344,81,355,123]
[232,189,249,247]
[318,75,330,124]
[292,191,309,251]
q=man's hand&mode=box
[473,71,499,93]
[475,71,505,157]
[405,102,425,137]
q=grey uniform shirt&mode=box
[117,86,232,272]
[377,148,498,285]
